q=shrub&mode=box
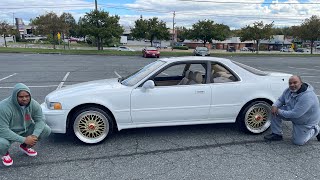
[173,46,189,50]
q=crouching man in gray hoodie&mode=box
[264,75,320,145]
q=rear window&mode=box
[232,61,269,76]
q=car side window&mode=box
[153,63,207,86]
[211,63,237,83]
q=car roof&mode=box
[159,56,232,63]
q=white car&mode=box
[240,47,249,51]
[117,46,135,51]
[280,48,293,52]
[41,57,292,144]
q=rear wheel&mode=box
[237,101,271,134]
[71,107,114,144]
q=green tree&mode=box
[239,21,274,54]
[0,21,14,47]
[80,10,123,50]
[272,27,293,37]
[190,20,230,47]
[230,29,242,37]
[30,12,63,49]
[60,12,77,38]
[131,16,147,41]
[295,15,320,54]
[131,16,170,46]
[175,26,190,42]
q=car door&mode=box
[130,62,211,124]
[208,62,244,121]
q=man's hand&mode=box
[24,135,38,147]
[271,106,278,116]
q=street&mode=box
[0,54,320,180]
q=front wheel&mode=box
[71,107,114,144]
[237,101,272,134]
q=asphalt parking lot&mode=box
[0,54,320,180]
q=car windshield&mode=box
[146,47,157,51]
[196,47,208,51]
[232,61,269,76]
[121,60,166,86]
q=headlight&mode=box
[46,99,62,110]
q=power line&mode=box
[2,0,320,10]
[176,0,320,5]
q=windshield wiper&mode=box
[114,71,122,82]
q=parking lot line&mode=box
[302,75,317,78]
[289,66,320,72]
[57,72,70,90]
[0,85,58,89]
[0,73,17,82]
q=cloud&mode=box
[1,0,320,29]
[0,0,93,24]
[123,0,320,29]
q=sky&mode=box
[0,0,320,30]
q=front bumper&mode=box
[146,53,159,57]
[41,103,69,133]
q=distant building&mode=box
[213,37,254,50]
[13,18,34,38]
[260,35,292,50]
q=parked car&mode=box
[41,56,292,144]
[295,48,310,53]
[117,46,135,51]
[316,45,320,49]
[280,48,293,52]
[193,47,210,56]
[240,47,249,51]
[247,47,256,52]
[142,47,160,58]
[227,46,236,52]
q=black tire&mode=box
[70,107,114,144]
[236,101,271,134]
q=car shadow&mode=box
[48,123,267,146]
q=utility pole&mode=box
[172,11,175,51]
[12,13,15,26]
[95,0,100,50]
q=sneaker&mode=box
[19,144,37,157]
[264,133,283,141]
[316,133,320,141]
[2,153,13,166]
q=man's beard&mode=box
[290,88,298,93]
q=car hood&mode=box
[46,78,124,100]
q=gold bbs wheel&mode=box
[73,107,112,144]
[242,101,272,134]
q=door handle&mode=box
[195,90,205,94]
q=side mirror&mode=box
[142,80,155,90]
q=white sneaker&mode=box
[2,154,13,166]
[19,145,38,157]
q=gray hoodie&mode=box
[273,83,320,126]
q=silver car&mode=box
[193,47,210,56]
